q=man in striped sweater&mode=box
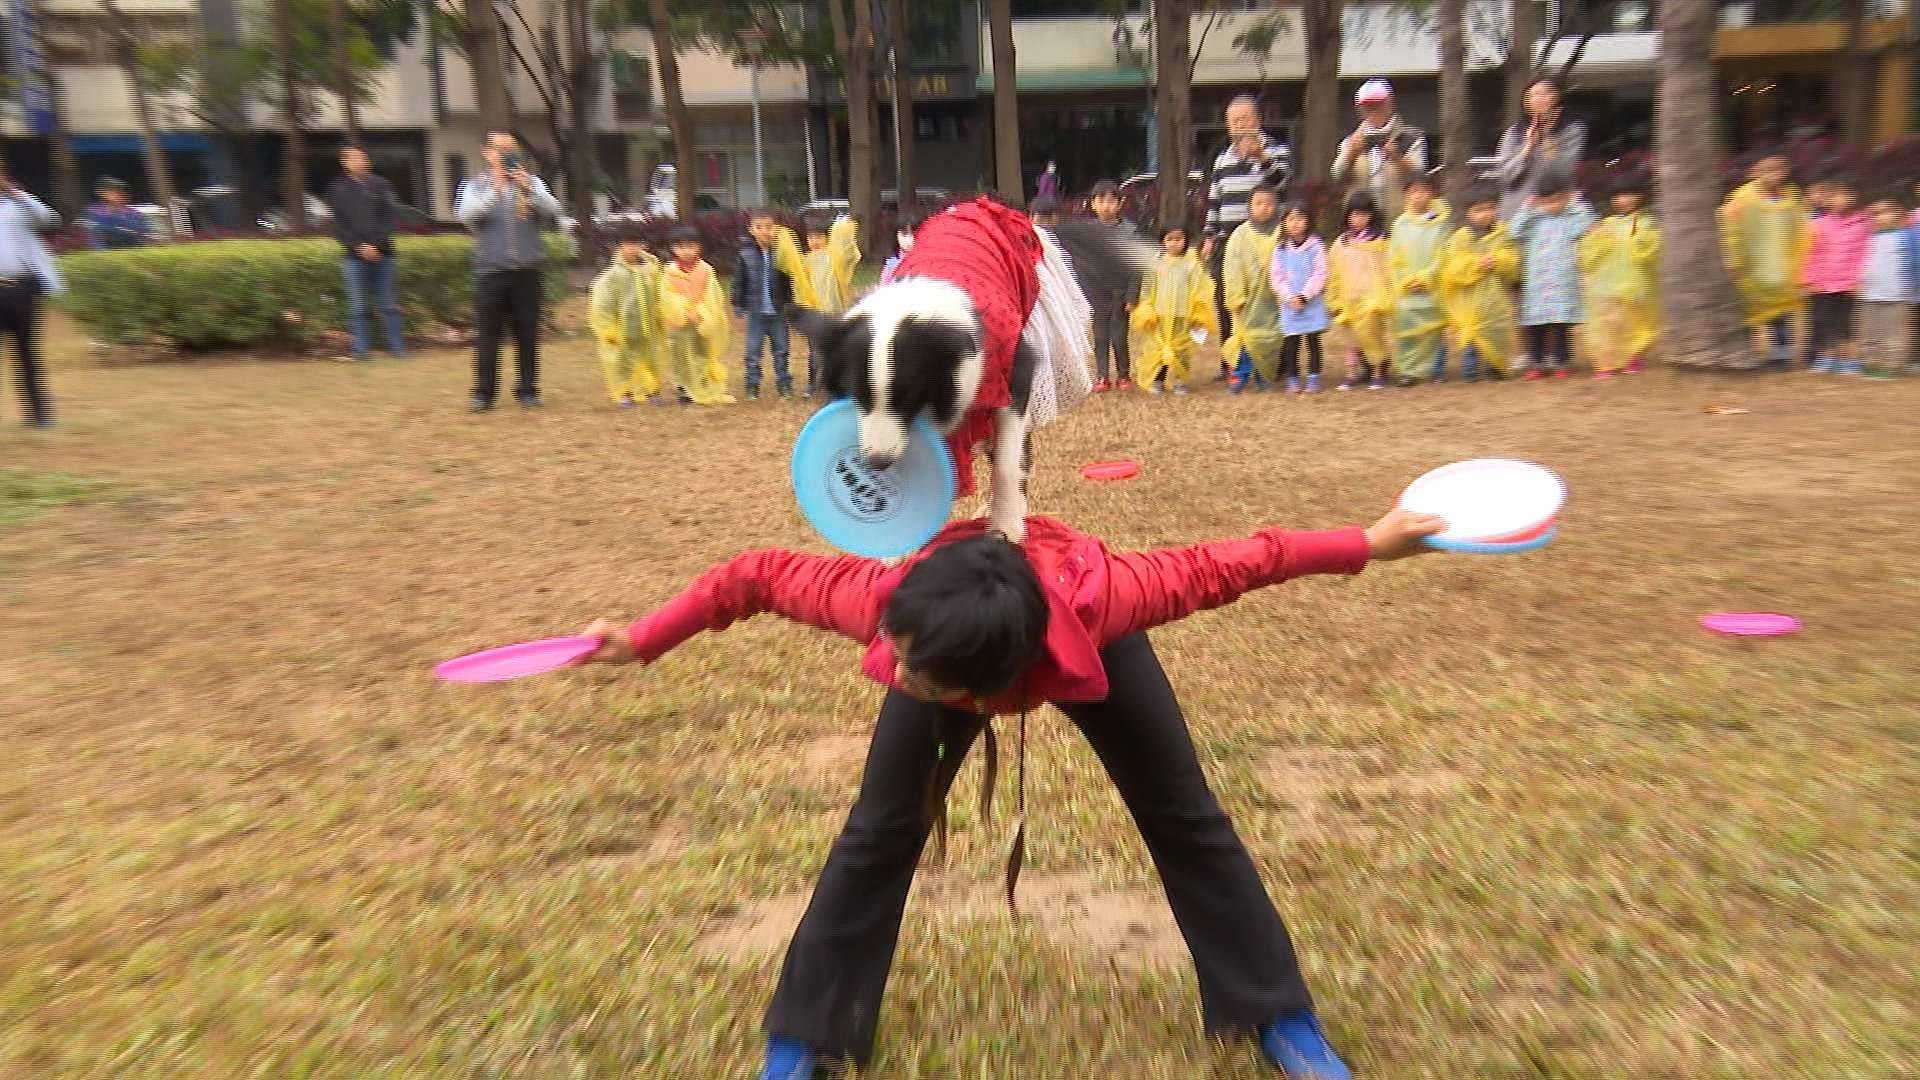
[1201,95,1293,378]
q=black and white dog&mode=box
[790,202,1150,542]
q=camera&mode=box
[501,151,522,172]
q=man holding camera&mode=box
[1331,80,1428,224]
[455,131,561,412]
[0,161,62,428]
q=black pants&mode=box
[472,268,543,403]
[0,278,50,424]
[1524,323,1572,371]
[1280,333,1324,381]
[1807,292,1855,352]
[764,633,1313,1064]
[1208,242,1233,375]
[1090,292,1131,381]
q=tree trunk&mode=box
[1837,0,1871,147]
[1437,0,1469,208]
[1657,0,1747,368]
[1298,0,1343,185]
[272,0,308,227]
[645,0,696,219]
[986,0,1021,204]
[101,0,179,214]
[329,0,362,139]
[39,51,86,215]
[1506,0,1541,128]
[884,0,916,214]
[1153,0,1191,229]
[563,0,598,232]
[844,0,882,245]
[464,0,514,134]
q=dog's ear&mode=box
[786,304,842,349]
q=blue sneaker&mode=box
[1838,360,1863,376]
[760,1035,816,1080]
[1284,376,1301,394]
[1259,1011,1352,1079]
[1811,357,1835,373]
[1305,373,1321,394]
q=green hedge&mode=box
[56,235,572,352]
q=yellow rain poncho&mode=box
[1388,201,1453,381]
[803,217,862,315]
[1221,220,1285,381]
[1439,222,1520,375]
[1326,231,1392,363]
[1718,182,1810,329]
[660,258,735,405]
[588,251,665,402]
[1129,252,1218,387]
[1581,210,1661,372]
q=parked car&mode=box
[796,188,954,222]
[642,165,723,217]
[1112,169,1206,229]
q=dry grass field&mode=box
[1,307,1915,1078]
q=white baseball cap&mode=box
[1356,79,1394,106]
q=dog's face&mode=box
[790,280,984,468]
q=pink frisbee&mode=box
[436,635,601,683]
[1081,459,1141,481]
[1699,613,1802,637]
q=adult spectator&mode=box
[1201,94,1293,375]
[1494,75,1587,220]
[81,177,149,250]
[0,161,62,428]
[454,131,561,412]
[325,144,408,362]
[1332,79,1428,224]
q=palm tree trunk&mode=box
[884,0,916,213]
[1437,0,1469,208]
[101,0,179,213]
[1506,0,1541,129]
[1298,0,1342,185]
[464,0,514,134]
[1657,0,1747,368]
[272,0,309,228]
[986,0,1020,203]
[1153,0,1191,229]
[645,0,696,219]
[36,0,86,216]
[329,0,362,139]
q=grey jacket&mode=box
[453,173,562,272]
[1494,118,1587,220]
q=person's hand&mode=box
[510,167,532,191]
[578,619,637,664]
[1406,279,1428,293]
[0,175,15,198]
[1200,237,1215,261]
[1365,508,1446,561]
[1288,295,1306,311]
[358,243,381,262]
[1344,130,1366,158]
[1479,254,1495,271]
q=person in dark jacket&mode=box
[731,209,798,399]
[325,144,407,361]
[1083,180,1143,391]
[81,178,149,250]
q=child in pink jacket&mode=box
[1802,176,1872,374]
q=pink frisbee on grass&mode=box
[436,635,601,683]
[1081,459,1141,481]
[1699,613,1802,637]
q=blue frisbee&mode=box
[1423,525,1558,555]
[791,400,957,558]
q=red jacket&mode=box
[892,198,1043,496]
[626,516,1372,714]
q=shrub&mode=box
[56,234,571,352]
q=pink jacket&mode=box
[1802,212,1872,294]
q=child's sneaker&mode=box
[1227,376,1247,395]
[1145,382,1162,395]
[1838,360,1863,376]
[646,394,667,406]
[760,1035,816,1080]
[1171,382,1191,395]
[1259,1011,1352,1079]
[1284,376,1301,394]
[1305,374,1321,394]
[1368,376,1385,390]
[1522,369,1545,381]
[618,394,635,409]
[1093,379,1113,393]
[1253,374,1273,392]
[1595,370,1616,380]
[1336,378,1356,391]
[1117,378,1136,391]
[1552,367,1570,380]
[1625,355,1645,374]
[1811,357,1835,373]
[677,389,693,406]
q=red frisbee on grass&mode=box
[1699,613,1802,637]
[436,635,601,683]
[1080,459,1141,482]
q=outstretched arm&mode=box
[581,549,890,663]
[1093,508,1442,643]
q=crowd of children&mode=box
[586,166,1918,410]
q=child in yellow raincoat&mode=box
[1719,154,1811,366]
[1326,194,1392,390]
[1130,223,1218,395]
[588,230,666,407]
[1223,185,1286,393]
[802,216,861,395]
[1387,174,1452,384]
[1439,184,1520,381]
[1581,172,1661,376]
[660,225,735,405]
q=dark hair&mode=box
[1403,173,1436,194]
[1088,180,1121,199]
[1607,169,1651,199]
[96,176,129,192]
[1161,221,1189,241]
[881,535,1049,698]
[341,142,368,156]
[1249,183,1281,201]
[1533,166,1575,198]
[1282,201,1313,222]
[667,225,701,246]
[746,208,778,224]
[804,221,830,237]
[1462,182,1501,211]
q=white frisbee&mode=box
[1398,459,1566,546]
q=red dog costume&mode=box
[891,198,1043,497]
